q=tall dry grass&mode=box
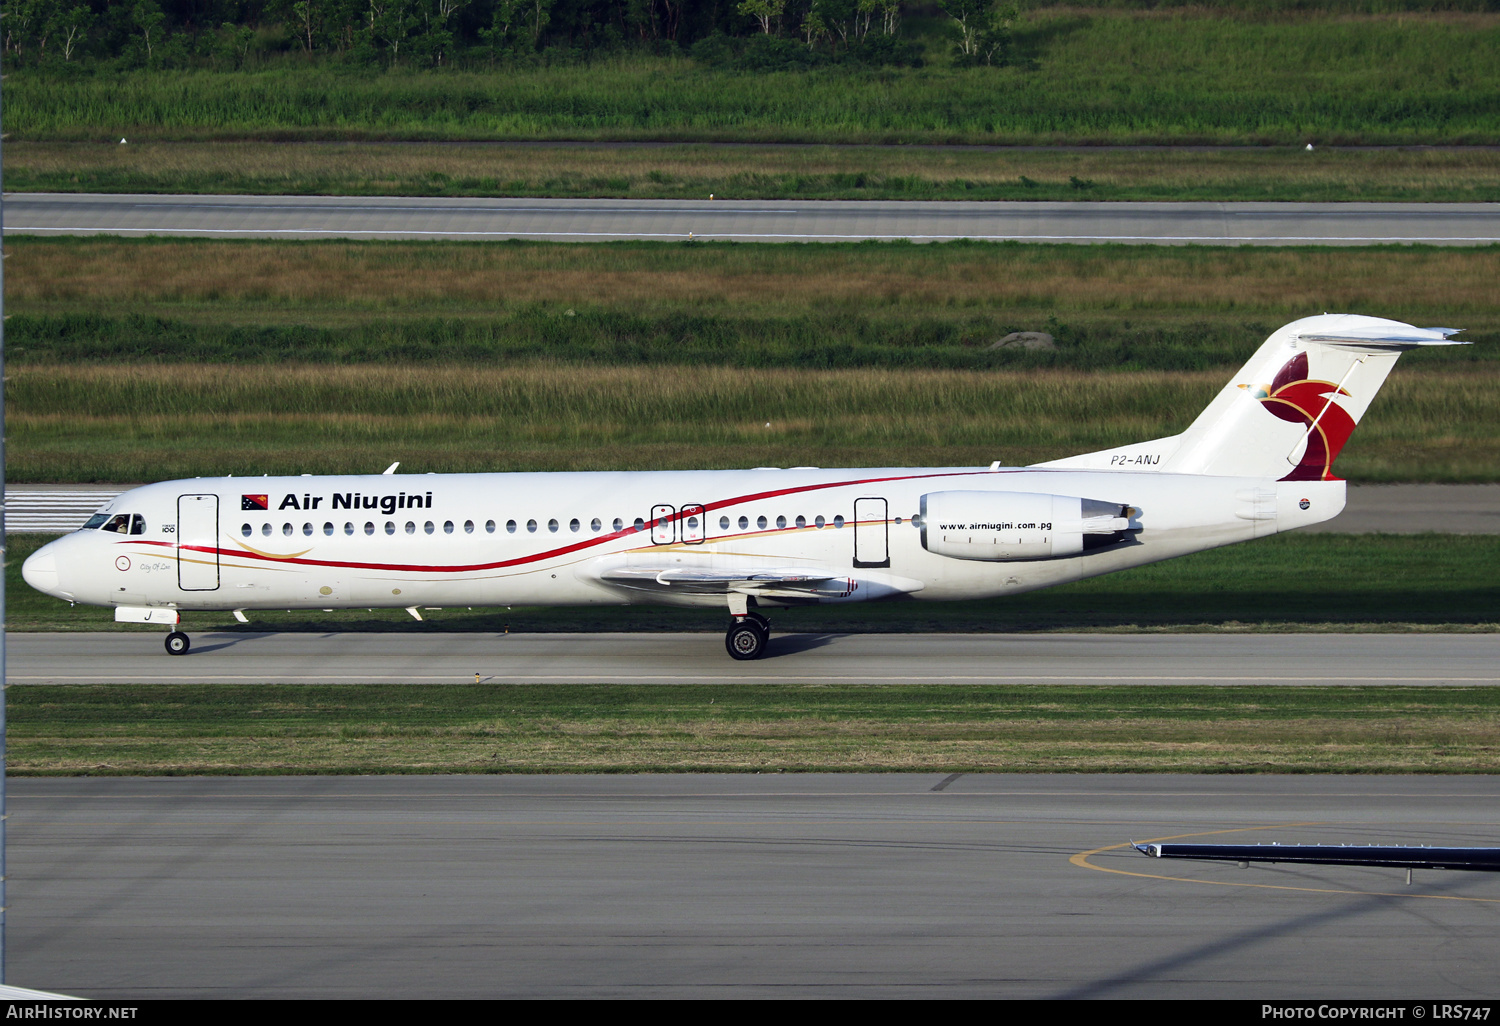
[11,238,1500,323]
[10,141,1500,203]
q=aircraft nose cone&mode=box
[22,549,60,596]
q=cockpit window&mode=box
[98,513,147,535]
[81,514,110,530]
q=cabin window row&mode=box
[239,512,864,540]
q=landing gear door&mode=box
[853,497,890,568]
[177,494,220,591]
[650,504,676,545]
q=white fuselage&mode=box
[22,466,1344,615]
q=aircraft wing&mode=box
[596,565,845,596]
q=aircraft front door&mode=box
[650,504,676,545]
[177,493,221,591]
[853,496,890,568]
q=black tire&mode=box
[744,611,770,631]
[165,631,191,656]
[725,620,768,661]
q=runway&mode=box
[8,193,1500,245]
[9,631,1499,686]
[11,773,1500,999]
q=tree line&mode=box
[0,0,1024,69]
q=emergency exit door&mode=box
[178,494,220,591]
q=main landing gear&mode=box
[725,611,770,661]
[165,631,191,656]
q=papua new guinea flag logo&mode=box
[241,494,270,511]
[1239,352,1356,482]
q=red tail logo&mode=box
[1240,352,1355,482]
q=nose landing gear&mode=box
[725,611,770,661]
[165,631,191,656]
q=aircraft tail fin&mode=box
[1034,314,1465,480]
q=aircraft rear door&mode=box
[853,497,890,568]
[177,494,220,591]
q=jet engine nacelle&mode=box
[919,490,1135,562]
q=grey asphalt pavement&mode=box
[12,773,1500,999]
[9,631,1499,686]
[9,193,1500,244]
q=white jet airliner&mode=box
[22,314,1462,659]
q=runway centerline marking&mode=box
[1071,824,1500,904]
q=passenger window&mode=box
[591,518,602,532]
[444,521,455,534]
[507,520,517,534]
[613,518,623,532]
[364,522,375,536]
[425,521,435,535]
[569,519,580,533]
[527,520,538,533]
[547,520,558,533]
[282,523,293,536]
[324,523,334,536]
[719,516,730,530]
[406,522,416,534]
[486,520,496,534]
[633,518,645,531]
[834,515,845,528]
[795,515,806,529]
[262,523,273,537]
[385,522,396,535]
[242,523,252,538]
[465,520,475,534]
[756,515,768,530]
[303,523,313,536]
[776,515,787,529]
[344,522,354,536]
[815,515,826,528]
[739,516,749,530]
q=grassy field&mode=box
[12,140,1500,203]
[10,532,1498,635]
[11,14,1500,145]
[13,683,1500,775]
[10,237,1500,363]
[7,361,1497,483]
[8,238,1497,482]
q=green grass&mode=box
[8,362,1497,482]
[11,13,1500,144]
[10,532,1498,634]
[13,682,1500,775]
[12,140,1500,203]
[9,237,1500,370]
[8,239,1497,482]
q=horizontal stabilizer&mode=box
[1134,841,1500,872]
[1298,325,1467,352]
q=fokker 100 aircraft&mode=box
[22,314,1463,659]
